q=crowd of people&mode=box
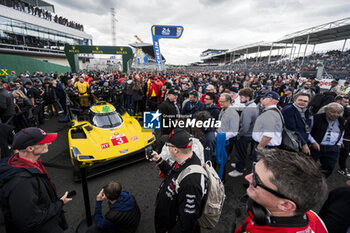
[203,49,350,75]
[0,0,84,31]
[0,69,350,232]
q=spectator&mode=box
[329,80,342,95]
[0,127,72,233]
[192,111,216,162]
[338,110,350,178]
[123,77,134,111]
[309,102,345,177]
[0,79,15,125]
[229,86,243,110]
[132,77,144,115]
[12,89,33,130]
[277,87,294,110]
[234,149,327,233]
[90,181,141,233]
[203,93,220,120]
[158,89,180,135]
[75,77,89,108]
[282,92,312,154]
[147,129,208,233]
[218,93,240,181]
[252,91,283,161]
[181,91,205,116]
[319,181,350,233]
[229,88,258,177]
[295,81,315,97]
[341,81,350,96]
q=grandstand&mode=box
[197,17,350,78]
[0,0,93,73]
[129,42,166,70]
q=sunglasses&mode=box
[252,162,298,208]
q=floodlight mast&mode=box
[111,8,117,46]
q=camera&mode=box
[145,145,153,159]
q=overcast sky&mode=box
[50,0,350,65]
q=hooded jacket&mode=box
[94,191,141,233]
[0,154,67,233]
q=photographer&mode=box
[89,181,140,233]
[147,129,208,233]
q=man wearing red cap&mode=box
[0,127,72,233]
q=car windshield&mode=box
[90,111,123,128]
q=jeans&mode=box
[311,145,340,178]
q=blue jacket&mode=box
[214,133,229,179]
[94,191,136,229]
[181,100,205,115]
[282,105,311,146]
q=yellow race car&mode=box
[68,101,155,167]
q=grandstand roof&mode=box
[275,17,350,45]
[227,41,288,55]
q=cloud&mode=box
[48,0,350,65]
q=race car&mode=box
[68,101,155,167]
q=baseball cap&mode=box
[284,87,294,92]
[229,86,238,93]
[167,128,192,149]
[12,127,57,150]
[168,89,179,95]
[262,91,280,101]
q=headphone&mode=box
[247,198,268,226]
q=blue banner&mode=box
[151,25,184,70]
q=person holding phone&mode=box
[0,127,72,233]
[89,181,141,233]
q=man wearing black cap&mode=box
[158,89,180,135]
[147,128,208,233]
[0,127,72,233]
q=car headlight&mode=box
[148,136,155,143]
[71,147,81,159]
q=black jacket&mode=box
[319,186,350,233]
[0,88,15,122]
[310,113,345,145]
[158,98,180,135]
[0,155,67,233]
[204,104,220,120]
[155,153,208,233]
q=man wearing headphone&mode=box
[235,149,328,233]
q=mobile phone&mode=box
[67,190,76,198]
[145,145,153,159]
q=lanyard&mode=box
[326,121,336,142]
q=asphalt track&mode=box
[1,117,349,233]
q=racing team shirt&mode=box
[154,153,208,233]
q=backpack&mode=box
[175,161,225,229]
[270,108,301,152]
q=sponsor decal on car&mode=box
[119,148,129,154]
[111,134,129,146]
[101,143,110,149]
[130,136,139,141]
